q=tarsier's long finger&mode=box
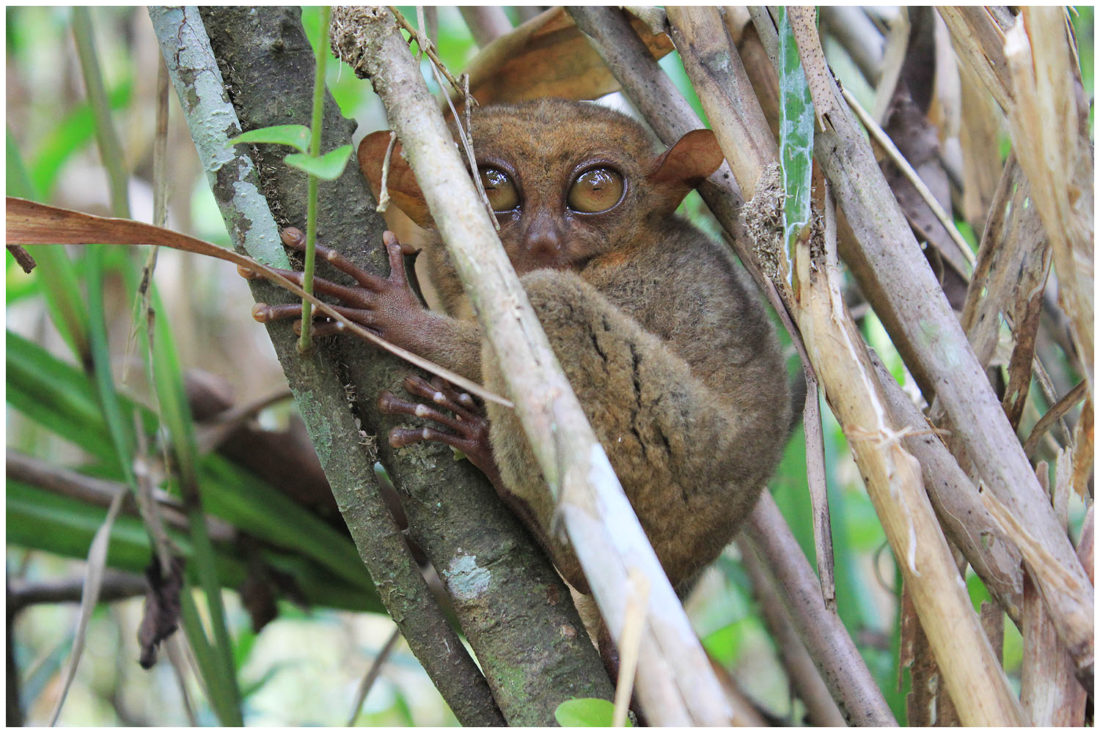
[381,231,410,287]
[378,390,468,433]
[240,259,379,305]
[252,302,375,326]
[282,226,392,291]
[401,375,479,418]
[388,425,477,454]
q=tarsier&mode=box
[256,98,791,601]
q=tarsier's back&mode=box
[424,99,793,591]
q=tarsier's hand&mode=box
[379,374,501,489]
[250,228,425,348]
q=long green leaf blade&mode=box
[778,8,815,262]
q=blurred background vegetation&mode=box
[6,6,1093,726]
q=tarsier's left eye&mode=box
[567,166,624,213]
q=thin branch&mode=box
[347,625,402,726]
[7,449,236,544]
[458,6,512,48]
[1024,380,1089,458]
[743,494,895,725]
[740,542,846,726]
[841,85,976,272]
[387,7,467,97]
[8,571,148,615]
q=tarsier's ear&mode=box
[646,129,725,210]
[357,131,434,228]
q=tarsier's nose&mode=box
[523,209,563,265]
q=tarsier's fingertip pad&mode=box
[251,303,270,322]
[378,391,398,411]
[237,265,259,279]
[281,227,305,247]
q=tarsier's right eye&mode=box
[479,167,519,212]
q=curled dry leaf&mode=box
[138,555,186,669]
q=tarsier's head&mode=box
[359,98,724,275]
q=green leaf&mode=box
[229,124,311,153]
[554,698,627,727]
[284,144,354,180]
[701,621,744,666]
[777,8,815,257]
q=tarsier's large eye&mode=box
[567,166,625,213]
[479,167,519,212]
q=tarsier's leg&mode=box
[482,269,785,591]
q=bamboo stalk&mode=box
[752,8,1094,691]
[669,6,1023,724]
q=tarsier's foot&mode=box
[379,375,502,487]
[246,227,423,342]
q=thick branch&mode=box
[149,7,504,725]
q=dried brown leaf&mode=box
[5,197,510,407]
[138,556,186,669]
[465,7,673,105]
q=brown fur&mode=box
[363,98,790,591]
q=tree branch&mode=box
[149,7,506,725]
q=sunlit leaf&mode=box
[554,698,627,727]
[229,124,311,153]
[284,144,354,180]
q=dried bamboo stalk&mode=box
[750,8,1094,691]
[668,6,1023,724]
[873,355,1024,623]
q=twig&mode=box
[387,7,467,97]
[8,571,148,614]
[841,85,976,272]
[613,569,648,727]
[740,544,846,726]
[6,244,35,272]
[347,626,402,726]
[742,494,894,725]
[7,449,236,544]
[1024,380,1089,458]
